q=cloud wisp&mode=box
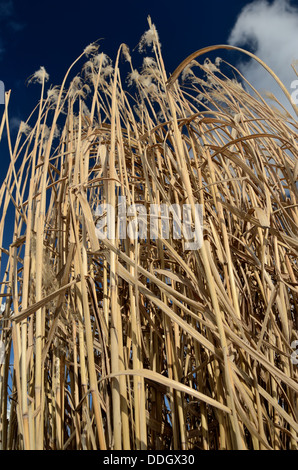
[0,1,24,59]
[228,0,298,115]
[0,0,14,18]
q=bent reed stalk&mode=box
[0,18,297,450]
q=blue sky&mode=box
[1,0,298,176]
[0,0,250,90]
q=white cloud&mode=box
[9,117,22,131]
[228,0,298,115]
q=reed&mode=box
[0,17,297,450]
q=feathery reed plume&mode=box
[0,17,297,450]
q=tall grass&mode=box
[0,18,297,450]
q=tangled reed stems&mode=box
[0,18,297,450]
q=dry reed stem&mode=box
[0,18,297,450]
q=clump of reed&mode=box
[0,17,297,450]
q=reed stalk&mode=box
[0,17,297,450]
